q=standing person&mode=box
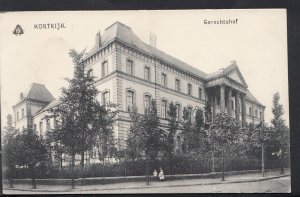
[153,169,158,181]
[159,167,165,181]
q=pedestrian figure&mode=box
[153,169,158,181]
[159,167,165,181]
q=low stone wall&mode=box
[5,168,285,186]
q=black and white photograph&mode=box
[0,9,290,194]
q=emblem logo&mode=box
[12,25,24,36]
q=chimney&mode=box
[95,31,102,49]
[149,32,157,48]
[20,92,23,100]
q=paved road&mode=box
[4,176,290,194]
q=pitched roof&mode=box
[17,83,55,104]
[246,90,264,107]
[86,21,207,79]
[35,99,60,115]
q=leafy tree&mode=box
[2,114,19,188]
[93,102,118,177]
[204,101,212,128]
[250,121,273,177]
[181,107,193,153]
[164,102,179,174]
[48,49,102,188]
[271,92,289,174]
[16,128,49,189]
[126,106,143,161]
[208,112,240,181]
[131,100,164,184]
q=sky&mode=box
[0,9,289,128]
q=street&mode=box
[3,176,290,194]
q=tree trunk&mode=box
[9,167,14,188]
[280,147,284,174]
[146,156,150,185]
[221,146,225,181]
[80,150,84,177]
[71,150,75,189]
[262,144,265,177]
[31,165,36,189]
[60,153,63,171]
[102,158,105,178]
[212,142,215,172]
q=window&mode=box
[39,122,43,135]
[260,111,262,119]
[126,60,133,75]
[144,66,150,81]
[102,61,108,77]
[161,100,167,119]
[187,84,192,96]
[103,91,110,105]
[176,104,180,120]
[231,100,234,110]
[144,95,151,113]
[33,124,37,131]
[161,73,167,87]
[22,108,24,118]
[198,88,202,99]
[87,69,93,77]
[188,107,192,122]
[255,109,258,118]
[46,119,51,130]
[249,107,252,116]
[175,79,180,92]
[127,90,134,111]
[17,112,19,120]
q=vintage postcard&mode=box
[0,10,290,194]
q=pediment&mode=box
[226,67,248,87]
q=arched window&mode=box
[161,100,167,119]
[39,122,43,136]
[161,73,167,87]
[126,59,133,75]
[175,79,180,92]
[260,111,262,119]
[127,90,135,111]
[22,108,24,118]
[255,109,258,118]
[144,66,150,81]
[102,61,108,77]
[103,91,110,105]
[188,107,193,122]
[46,119,51,131]
[187,84,192,96]
[176,104,181,120]
[249,107,252,116]
[144,95,151,114]
[17,111,19,120]
[198,87,202,99]
[87,69,93,78]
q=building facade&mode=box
[13,22,265,164]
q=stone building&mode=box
[13,21,265,164]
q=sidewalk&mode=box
[3,170,290,193]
